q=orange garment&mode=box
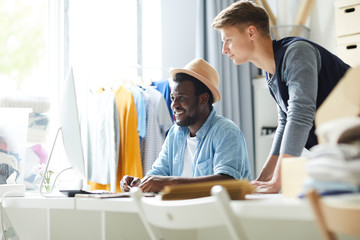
[89,86,143,192]
[88,181,111,192]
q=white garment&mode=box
[306,143,360,185]
[144,88,173,139]
[181,133,198,177]
[301,148,311,158]
[81,89,119,192]
[141,90,163,175]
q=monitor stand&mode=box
[39,127,80,198]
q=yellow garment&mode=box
[89,86,143,192]
[88,181,111,192]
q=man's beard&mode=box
[174,97,201,127]
[175,111,200,127]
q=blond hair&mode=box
[212,1,270,38]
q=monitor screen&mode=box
[59,67,86,181]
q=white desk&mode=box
[2,192,148,240]
[2,192,359,240]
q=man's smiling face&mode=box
[170,80,201,127]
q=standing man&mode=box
[121,58,251,193]
[212,1,350,193]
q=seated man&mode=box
[121,58,251,193]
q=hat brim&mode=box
[170,68,221,103]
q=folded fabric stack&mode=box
[305,144,360,194]
[304,117,360,196]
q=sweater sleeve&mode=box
[270,105,286,156]
[279,41,321,156]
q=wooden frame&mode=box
[307,190,360,240]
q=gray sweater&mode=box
[269,41,321,157]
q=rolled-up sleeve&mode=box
[212,124,252,180]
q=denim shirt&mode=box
[147,109,252,180]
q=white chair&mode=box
[131,185,246,240]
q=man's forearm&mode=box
[270,153,295,191]
[171,174,234,185]
[256,154,278,181]
[139,174,234,193]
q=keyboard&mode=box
[60,189,156,198]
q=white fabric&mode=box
[181,133,198,177]
[144,88,172,139]
[81,89,119,192]
[141,90,163,176]
[301,148,311,158]
[306,143,360,185]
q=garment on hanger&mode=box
[82,89,119,193]
[113,86,143,191]
[144,87,173,139]
[127,86,146,139]
[151,79,174,122]
[140,89,163,175]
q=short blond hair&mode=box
[212,0,270,38]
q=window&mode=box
[67,0,163,90]
[0,0,49,95]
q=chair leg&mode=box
[212,186,247,240]
[131,188,159,240]
[307,190,337,240]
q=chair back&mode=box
[307,190,360,240]
[131,185,246,240]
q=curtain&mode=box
[195,0,256,177]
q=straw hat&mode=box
[170,58,221,103]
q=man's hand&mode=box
[122,174,234,193]
[251,178,281,194]
[252,153,294,194]
[120,175,141,192]
[139,175,176,193]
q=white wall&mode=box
[161,0,197,79]
[309,0,338,54]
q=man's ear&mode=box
[199,93,210,105]
[247,25,257,39]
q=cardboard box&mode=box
[315,66,360,143]
[281,157,308,198]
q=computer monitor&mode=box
[59,67,86,180]
[39,67,87,196]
